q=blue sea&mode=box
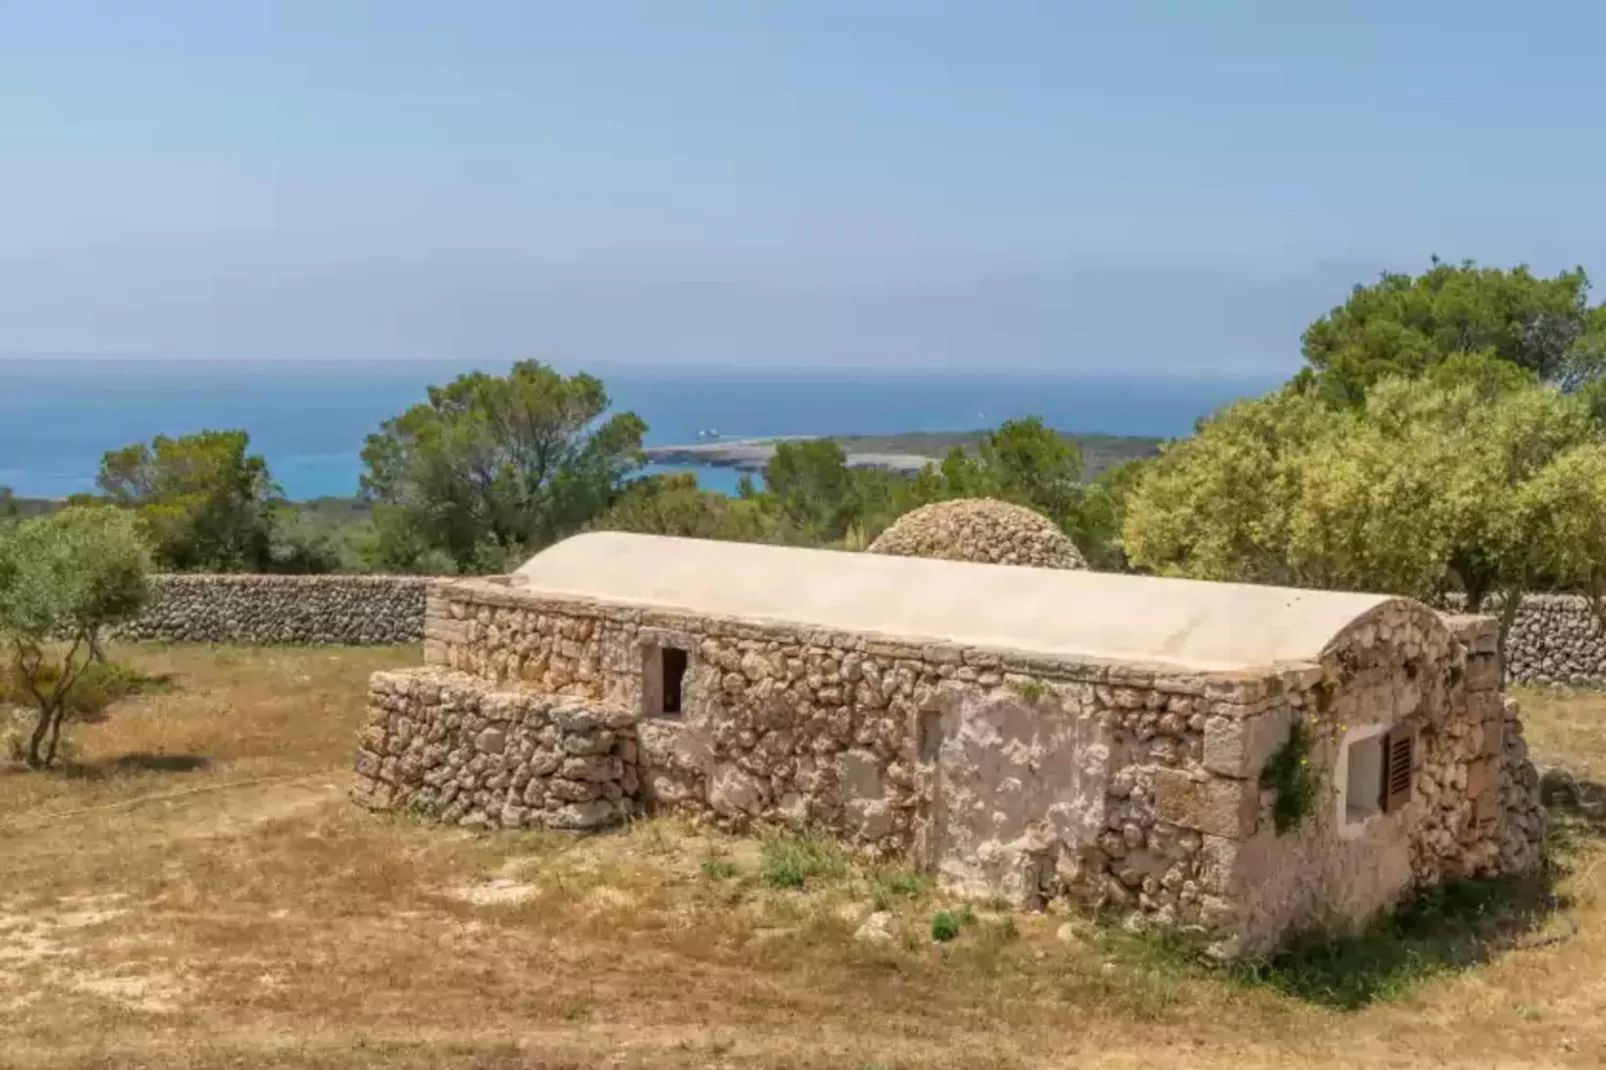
[0,359,1275,500]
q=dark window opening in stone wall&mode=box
[661,647,688,716]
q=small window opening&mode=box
[654,646,688,718]
[917,708,944,764]
[1344,733,1385,826]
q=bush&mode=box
[928,905,978,943]
[0,658,150,722]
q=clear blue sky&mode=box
[2,0,1602,375]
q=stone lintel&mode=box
[1152,768,1258,839]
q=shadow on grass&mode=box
[60,752,213,779]
[1226,871,1568,1009]
[1118,770,1603,1011]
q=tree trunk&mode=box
[44,703,67,766]
[25,702,53,769]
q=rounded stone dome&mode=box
[866,498,1088,570]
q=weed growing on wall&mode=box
[1260,718,1318,835]
[1006,678,1048,703]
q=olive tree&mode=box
[0,507,152,768]
[1515,443,1606,624]
[1123,375,1596,614]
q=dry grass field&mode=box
[4,644,1606,1069]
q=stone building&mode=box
[352,531,1544,957]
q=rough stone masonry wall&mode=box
[397,579,1547,957]
[351,668,640,831]
[1499,594,1606,686]
[117,574,428,644]
[1174,607,1547,957]
[419,577,1248,928]
[419,577,990,861]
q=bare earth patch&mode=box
[2,646,1606,1067]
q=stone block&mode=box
[1464,653,1503,692]
[1152,769,1258,840]
[1202,706,1293,779]
[547,799,620,831]
[708,763,765,816]
[1464,758,1494,799]
[1482,716,1505,759]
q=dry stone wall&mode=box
[118,574,428,645]
[1500,594,1606,686]
[353,668,640,831]
[867,498,1088,569]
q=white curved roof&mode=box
[512,532,1399,672]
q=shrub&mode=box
[929,906,977,943]
[0,658,150,722]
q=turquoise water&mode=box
[0,359,1275,500]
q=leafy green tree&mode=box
[1067,457,1151,571]
[592,473,775,542]
[1122,386,1329,585]
[359,361,646,573]
[265,504,353,574]
[0,507,152,768]
[1299,259,1598,405]
[1513,443,1606,624]
[1561,306,1606,398]
[1124,376,1597,612]
[92,430,279,572]
[0,487,16,523]
[973,416,1087,523]
[759,439,861,543]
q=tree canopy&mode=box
[592,472,774,543]
[0,507,152,767]
[1298,259,1602,406]
[359,361,647,573]
[1123,374,1599,612]
[89,429,280,572]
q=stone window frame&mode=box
[1335,722,1390,840]
[639,627,699,721]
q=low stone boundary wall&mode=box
[1500,594,1606,687]
[351,668,641,831]
[119,574,430,645]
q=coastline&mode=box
[642,429,1166,480]
[643,438,936,476]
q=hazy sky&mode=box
[2,0,1603,374]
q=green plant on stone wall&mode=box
[1006,678,1048,703]
[1260,717,1319,835]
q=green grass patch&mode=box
[930,904,977,943]
[760,833,849,890]
[700,858,740,880]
